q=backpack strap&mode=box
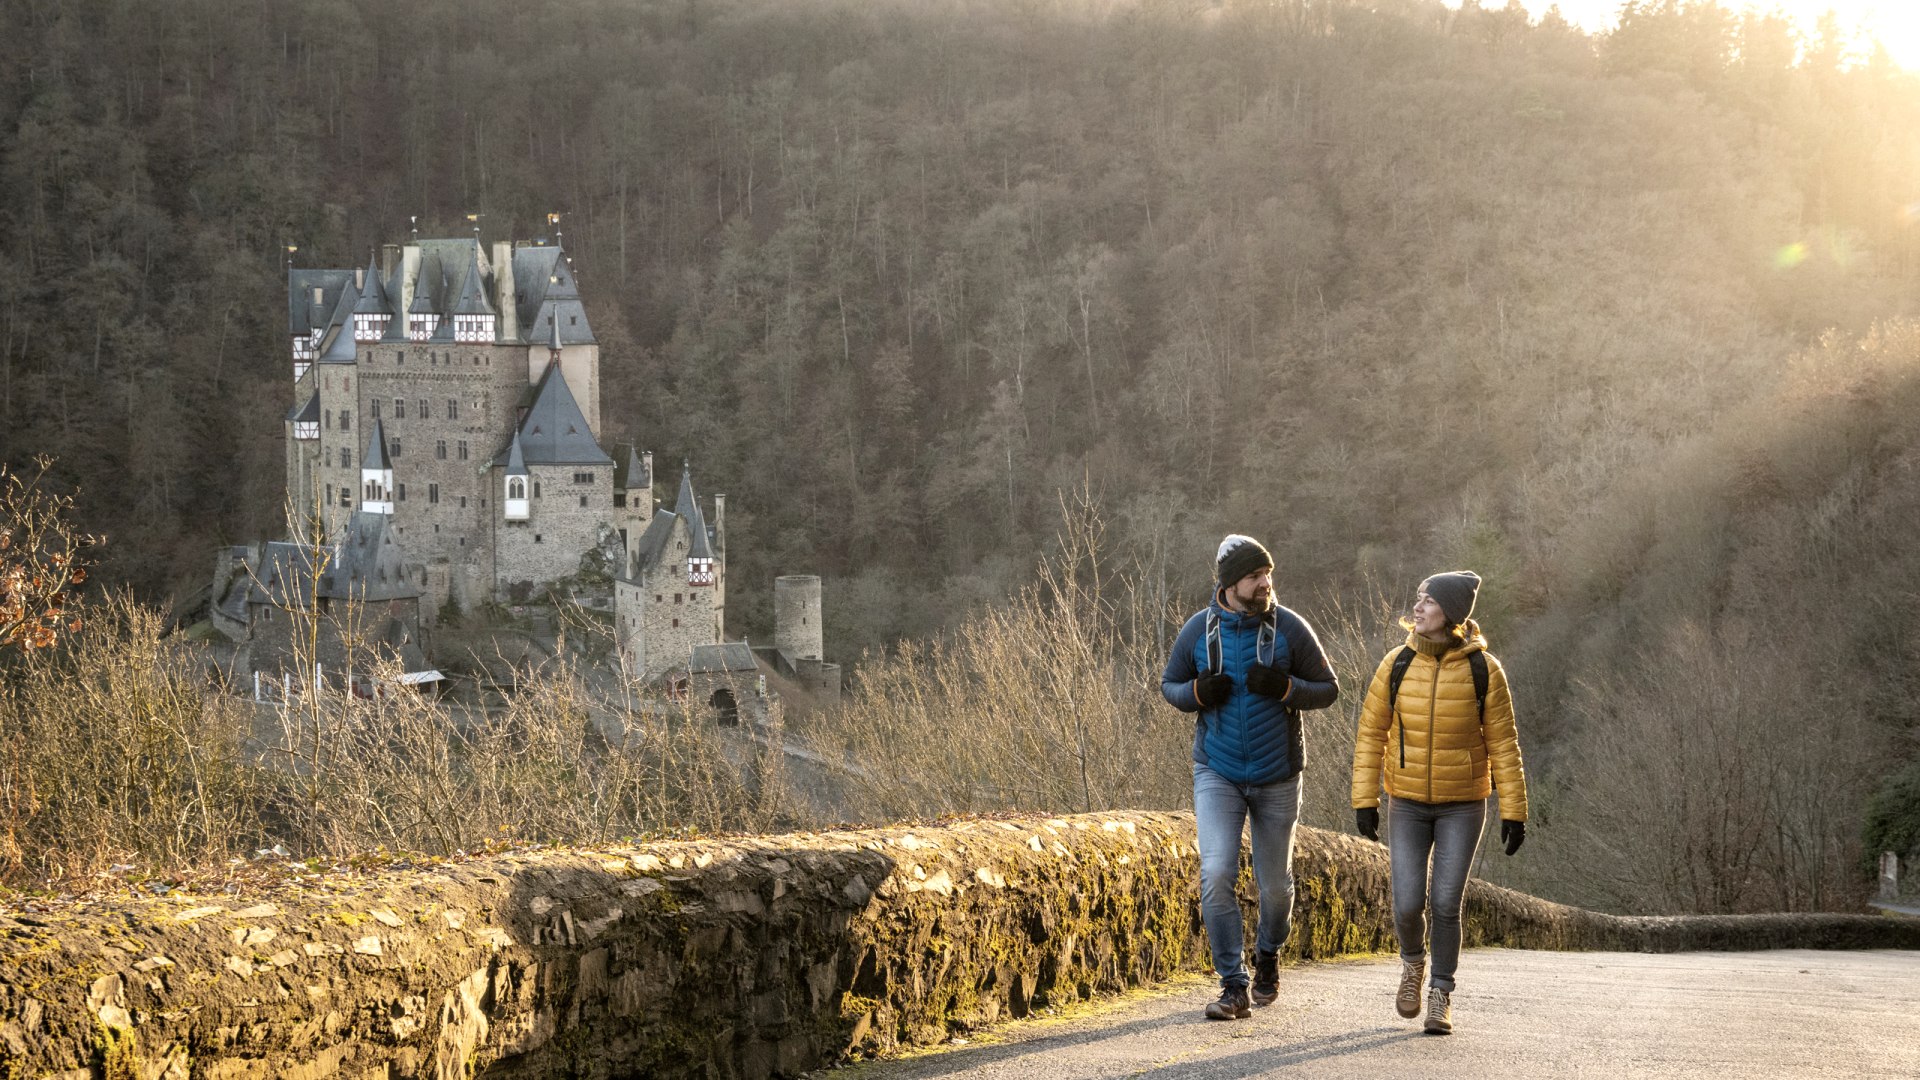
[1468,650,1489,723]
[1387,646,1416,770]
[1204,609,1223,676]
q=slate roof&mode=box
[452,250,495,315]
[287,392,320,424]
[623,508,679,580]
[493,364,612,467]
[674,463,714,559]
[315,280,358,363]
[502,431,528,477]
[352,257,391,314]
[363,418,390,470]
[288,269,353,337]
[613,445,649,490]
[689,642,757,674]
[510,244,595,345]
[619,463,718,581]
[244,513,422,610]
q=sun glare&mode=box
[1480,1,1920,73]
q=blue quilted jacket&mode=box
[1160,598,1340,784]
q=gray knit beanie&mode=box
[1216,534,1274,588]
[1421,571,1481,626]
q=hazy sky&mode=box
[1465,1,1920,70]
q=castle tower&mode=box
[774,576,823,662]
[351,255,391,343]
[502,433,530,521]
[614,446,652,559]
[613,461,726,680]
[360,419,394,515]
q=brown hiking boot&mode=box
[1424,986,1452,1034]
[1396,959,1425,1019]
[1204,984,1252,1020]
[1251,951,1280,1006]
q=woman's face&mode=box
[1411,590,1448,637]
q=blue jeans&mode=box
[1193,761,1302,989]
[1387,795,1487,992]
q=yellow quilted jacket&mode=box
[1349,623,1528,820]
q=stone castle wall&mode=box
[7,814,1918,1080]
[494,465,614,600]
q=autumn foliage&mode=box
[0,457,95,654]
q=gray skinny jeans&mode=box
[1387,795,1486,992]
[1193,762,1302,990]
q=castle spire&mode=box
[360,418,394,514]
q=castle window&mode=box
[418,399,429,418]
[534,534,542,543]
[672,618,680,628]
[397,351,405,364]
[340,410,350,431]
[533,482,540,498]
[397,483,406,501]
[674,593,682,604]
[457,440,468,461]
[371,400,380,420]
[507,477,527,500]
[436,440,447,460]
[459,496,467,508]
[579,495,588,507]
[428,484,439,504]
[614,493,626,507]
[655,595,662,603]
[340,489,350,507]
[574,472,594,484]
[394,398,405,419]
[325,409,332,429]
[339,448,350,468]
[448,399,458,420]
[390,440,401,458]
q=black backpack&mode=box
[1385,646,1488,770]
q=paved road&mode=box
[834,949,1920,1079]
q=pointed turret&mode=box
[502,432,530,521]
[452,249,497,343]
[352,254,392,342]
[676,461,716,585]
[361,419,394,514]
[407,262,443,341]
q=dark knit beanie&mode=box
[1421,571,1482,626]
[1216,534,1274,588]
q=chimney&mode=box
[493,241,516,338]
[381,243,401,279]
[712,494,725,556]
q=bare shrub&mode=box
[806,493,1399,829]
[0,594,264,884]
[1533,619,1886,914]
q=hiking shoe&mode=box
[1424,986,1452,1034]
[1251,951,1280,1006]
[1396,959,1425,1019]
[1205,984,1252,1020]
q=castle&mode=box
[278,236,799,685]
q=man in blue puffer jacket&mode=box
[1161,534,1340,1020]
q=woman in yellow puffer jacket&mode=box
[1350,571,1527,1035]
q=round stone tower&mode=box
[774,575,823,661]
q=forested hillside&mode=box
[4,0,1920,906]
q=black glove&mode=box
[1194,673,1233,707]
[1245,663,1291,699]
[1355,807,1380,843]
[1501,819,1526,856]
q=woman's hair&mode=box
[1398,614,1472,641]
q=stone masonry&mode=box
[5,815,1917,1080]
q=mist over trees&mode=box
[3,0,1920,908]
